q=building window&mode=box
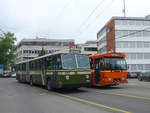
[137,42,143,48]
[137,53,143,59]
[144,53,150,59]
[131,64,137,71]
[122,20,128,25]
[130,54,136,59]
[137,64,144,70]
[98,36,106,46]
[98,46,106,53]
[35,50,38,54]
[145,64,150,70]
[129,42,135,48]
[97,28,106,39]
[115,20,122,25]
[144,42,150,48]
[84,47,97,51]
[123,42,129,48]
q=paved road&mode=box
[0,78,150,113]
[0,78,109,113]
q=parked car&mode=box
[127,72,138,78]
[138,72,150,81]
[3,71,11,77]
[11,73,16,78]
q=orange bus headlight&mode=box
[122,77,125,80]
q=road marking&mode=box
[83,88,150,101]
[144,86,150,89]
[58,93,131,113]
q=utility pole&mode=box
[123,0,126,17]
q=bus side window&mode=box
[95,60,99,70]
[99,59,104,70]
[90,59,94,69]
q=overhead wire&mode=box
[43,0,74,38]
[54,0,73,21]
[76,0,115,37]
[96,0,115,18]
[78,0,105,30]
[84,0,115,31]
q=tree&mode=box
[38,48,46,56]
[0,32,16,69]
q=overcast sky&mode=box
[0,0,150,43]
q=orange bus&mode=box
[89,52,128,87]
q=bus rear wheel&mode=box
[47,79,54,91]
[30,77,33,86]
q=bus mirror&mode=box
[127,65,129,70]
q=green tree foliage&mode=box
[38,48,46,56]
[0,32,16,69]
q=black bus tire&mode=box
[47,79,54,91]
[30,77,33,86]
[138,77,142,81]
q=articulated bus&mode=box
[89,52,128,87]
[15,49,91,90]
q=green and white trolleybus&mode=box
[15,49,91,90]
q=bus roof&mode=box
[89,52,126,59]
[16,49,90,65]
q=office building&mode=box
[97,16,150,72]
[16,38,74,63]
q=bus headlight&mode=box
[66,75,70,80]
[86,75,89,79]
[122,77,125,80]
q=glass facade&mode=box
[116,41,150,48]
[17,41,74,48]
[115,19,150,26]
[115,30,150,38]
[98,46,106,53]
[128,64,150,71]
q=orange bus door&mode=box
[95,69,100,84]
[95,60,101,84]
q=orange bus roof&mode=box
[89,52,126,59]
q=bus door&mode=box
[41,58,46,86]
[26,62,30,82]
[95,60,100,84]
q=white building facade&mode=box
[97,16,150,73]
[16,38,75,63]
[77,41,97,55]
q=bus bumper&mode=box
[100,79,128,86]
[62,83,90,89]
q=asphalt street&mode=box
[0,78,150,113]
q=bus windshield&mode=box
[104,58,127,70]
[61,54,90,69]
